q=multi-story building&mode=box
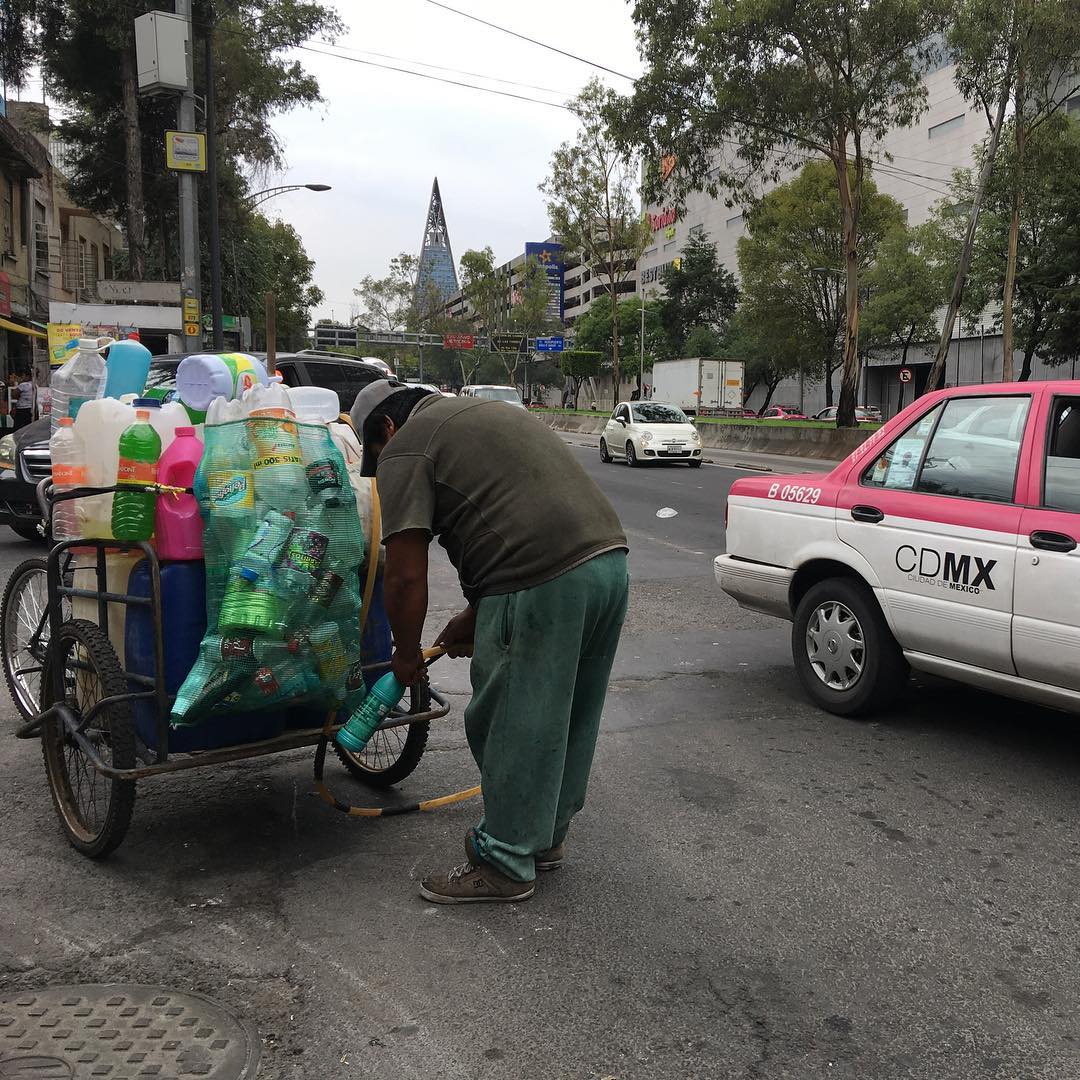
[637,53,1078,416]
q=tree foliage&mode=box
[610,0,946,425]
[570,296,664,389]
[935,0,1080,383]
[862,224,950,367]
[655,231,738,361]
[354,253,418,333]
[541,78,650,390]
[934,115,1080,379]
[736,161,904,405]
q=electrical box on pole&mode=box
[134,11,191,94]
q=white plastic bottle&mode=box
[50,417,87,541]
[50,338,109,434]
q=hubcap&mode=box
[806,600,865,691]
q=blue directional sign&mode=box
[535,335,565,352]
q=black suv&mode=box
[0,350,389,542]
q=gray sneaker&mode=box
[535,843,565,871]
[419,860,534,904]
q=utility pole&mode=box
[175,0,201,354]
[205,6,223,350]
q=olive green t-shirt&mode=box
[376,395,627,603]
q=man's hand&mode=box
[435,606,476,658]
[391,646,427,687]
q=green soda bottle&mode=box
[218,568,287,635]
[111,408,161,541]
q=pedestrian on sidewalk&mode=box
[354,382,629,904]
[13,369,34,429]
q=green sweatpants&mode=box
[464,549,629,882]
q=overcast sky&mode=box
[263,0,642,323]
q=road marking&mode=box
[624,527,706,557]
[563,439,754,473]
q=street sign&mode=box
[535,336,565,352]
[899,367,913,383]
[443,333,475,350]
[182,296,200,322]
[184,321,201,337]
[491,333,525,352]
[165,131,206,172]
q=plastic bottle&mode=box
[248,413,307,512]
[111,409,162,542]
[277,525,329,594]
[155,426,205,560]
[50,337,109,434]
[239,510,295,579]
[176,353,268,412]
[309,623,348,683]
[198,436,256,544]
[336,671,405,753]
[217,569,287,636]
[50,417,87,541]
[103,338,153,400]
[75,397,133,538]
[289,385,340,423]
[252,659,321,705]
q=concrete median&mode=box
[540,412,873,462]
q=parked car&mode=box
[458,384,526,408]
[812,406,880,424]
[760,405,808,421]
[0,350,389,543]
[715,381,1080,717]
[600,401,703,468]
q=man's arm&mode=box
[383,529,431,686]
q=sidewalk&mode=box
[558,431,836,474]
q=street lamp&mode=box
[244,183,332,208]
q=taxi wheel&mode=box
[792,577,907,718]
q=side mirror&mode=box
[617,416,627,426]
[688,416,696,425]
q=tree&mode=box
[862,224,948,411]
[930,0,1080,387]
[723,304,809,415]
[656,231,738,360]
[736,161,904,406]
[948,115,1080,381]
[0,0,38,90]
[610,0,946,426]
[541,78,650,392]
[559,351,604,408]
[355,253,419,334]
[459,249,557,389]
[570,296,664,395]
[38,0,342,281]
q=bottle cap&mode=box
[59,417,73,427]
[136,409,150,421]
[175,426,196,437]
[239,567,259,582]
[132,397,161,409]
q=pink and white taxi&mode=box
[716,382,1080,717]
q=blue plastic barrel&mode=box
[125,559,286,752]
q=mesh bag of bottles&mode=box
[172,413,366,727]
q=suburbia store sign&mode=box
[648,208,677,232]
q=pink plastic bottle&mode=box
[155,426,205,560]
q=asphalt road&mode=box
[1,444,1079,1080]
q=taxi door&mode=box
[1013,394,1080,691]
[836,394,1033,674]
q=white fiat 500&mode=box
[600,401,703,468]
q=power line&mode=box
[297,45,571,110]
[312,40,575,97]
[420,0,635,82]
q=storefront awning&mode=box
[0,316,47,340]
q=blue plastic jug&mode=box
[103,339,153,399]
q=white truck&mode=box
[650,357,744,414]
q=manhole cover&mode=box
[0,985,259,1079]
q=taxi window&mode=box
[1044,397,1080,513]
[862,404,942,490]
[915,395,1030,502]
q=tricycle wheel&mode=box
[334,681,431,788]
[2,556,51,723]
[40,619,136,858]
